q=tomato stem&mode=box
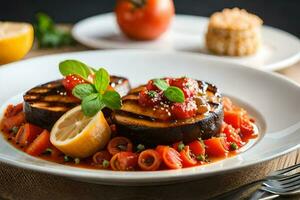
[130,0,147,8]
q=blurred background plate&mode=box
[72,13,300,71]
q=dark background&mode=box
[0,0,299,37]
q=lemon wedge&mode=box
[50,106,111,158]
[0,22,34,64]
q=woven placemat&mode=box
[0,156,299,200]
[0,161,264,200]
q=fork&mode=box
[249,172,300,200]
[210,163,300,200]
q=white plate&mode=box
[72,13,300,71]
[0,50,300,185]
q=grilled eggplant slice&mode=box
[113,81,223,146]
[24,76,131,130]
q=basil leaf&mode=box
[164,86,185,103]
[102,91,122,110]
[94,68,110,93]
[90,67,97,73]
[81,94,105,116]
[72,84,96,99]
[154,79,169,91]
[59,60,91,80]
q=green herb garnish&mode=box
[11,126,19,135]
[147,91,157,98]
[94,68,110,93]
[117,144,128,151]
[59,60,122,117]
[197,155,205,161]
[136,144,145,152]
[74,158,80,164]
[102,160,110,168]
[153,79,185,103]
[64,155,71,162]
[72,84,96,99]
[59,60,92,80]
[230,143,238,151]
[34,13,75,48]
[177,142,185,152]
[43,148,52,155]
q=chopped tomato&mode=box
[62,75,87,94]
[172,142,181,151]
[107,137,133,155]
[110,152,138,171]
[138,149,161,171]
[155,145,167,155]
[204,137,229,157]
[188,140,205,156]
[180,146,197,167]
[224,110,241,129]
[26,130,51,156]
[240,119,255,138]
[221,122,227,133]
[15,123,43,146]
[171,77,199,98]
[93,150,112,167]
[170,100,197,119]
[4,103,23,118]
[0,112,25,132]
[146,80,159,91]
[138,89,162,107]
[159,146,182,169]
[222,124,244,147]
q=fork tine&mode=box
[270,163,300,176]
[264,177,300,189]
[276,174,300,185]
[268,172,300,180]
[262,184,300,195]
[267,172,300,181]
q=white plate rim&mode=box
[0,49,299,184]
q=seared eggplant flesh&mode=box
[24,76,131,130]
[113,81,223,146]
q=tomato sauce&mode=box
[0,96,258,171]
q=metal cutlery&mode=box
[210,162,300,200]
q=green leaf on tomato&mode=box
[153,79,169,91]
[59,60,91,80]
[164,86,185,103]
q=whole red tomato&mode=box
[115,0,175,40]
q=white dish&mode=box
[0,50,300,185]
[72,13,300,71]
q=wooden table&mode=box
[0,44,299,200]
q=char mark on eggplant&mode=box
[113,81,223,146]
[24,76,131,130]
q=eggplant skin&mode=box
[113,81,224,146]
[114,108,223,146]
[24,102,67,131]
